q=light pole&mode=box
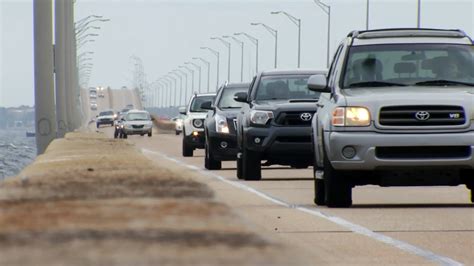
[313,0,331,68]
[76,33,99,43]
[251,22,278,69]
[417,0,421,28]
[223,35,244,82]
[211,37,231,82]
[235,32,259,74]
[77,39,95,50]
[193,57,211,92]
[185,62,201,93]
[271,11,301,68]
[366,0,370,30]
[77,51,94,59]
[167,75,177,107]
[201,47,220,90]
[180,65,195,94]
[175,69,189,105]
[170,71,183,106]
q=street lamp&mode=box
[185,62,202,93]
[223,35,244,82]
[366,0,370,30]
[201,47,220,90]
[175,69,189,104]
[180,65,195,94]
[211,37,231,82]
[271,11,301,68]
[76,26,100,38]
[77,39,95,50]
[170,71,183,106]
[251,22,278,68]
[193,57,211,92]
[234,32,259,74]
[313,0,331,68]
[417,0,421,28]
[76,33,99,43]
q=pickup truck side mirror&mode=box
[178,106,187,115]
[308,74,331,93]
[234,92,249,103]
[200,101,214,110]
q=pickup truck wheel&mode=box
[148,131,152,137]
[236,155,243,179]
[323,152,352,208]
[314,175,326,206]
[114,130,118,139]
[123,133,128,139]
[470,188,474,203]
[205,140,221,170]
[242,148,261,181]
[182,135,193,157]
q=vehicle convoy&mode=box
[235,70,325,180]
[202,82,250,170]
[180,93,216,157]
[120,110,153,138]
[309,28,474,207]
[96,110,115,128]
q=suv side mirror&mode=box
[200,101,214,110]
[178,106,187,115]
[308,74,331,93]
[234,92,248,103]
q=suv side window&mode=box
[327,43,345,87]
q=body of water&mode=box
[0,129,36,180]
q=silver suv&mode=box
[309,28,474,207]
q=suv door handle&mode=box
[316,103,325,108]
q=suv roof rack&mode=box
[348,28,468,40]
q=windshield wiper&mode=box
[347,81,407,88]
[414,80,474,87]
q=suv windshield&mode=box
[343,44,474,88]
[190,96,215,112]
[99,111,114,116]
[126,112,150,121]
[255,75,319,101]
[218,87,248,109]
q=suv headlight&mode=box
[193,119,204,128]
[215,114,229,133]
[250,110,274,125]
[332,107,371,127]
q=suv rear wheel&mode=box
[242,148,261,181]
[205,139,221,170]
[182,132,193,157]
[323,149,352,208]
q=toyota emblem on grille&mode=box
[300,113,312,121]
[415,111,430,121]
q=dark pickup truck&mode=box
[235,69,326,180]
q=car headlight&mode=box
[193,119,204,128]
[332,107,371,127]
[250,110,274,125]
[215,114,229,134]
[120,125,124,128]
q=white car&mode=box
[180,93,216,157]
[171,114,185,135]
[96,110,115,128]
[120,110,153,138]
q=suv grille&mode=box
[275,112,315,126]
[379,106,465,126]
[376,146,471,159]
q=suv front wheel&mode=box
[323,149,352,207]
[182,130,193,157]
[205,138,221,170]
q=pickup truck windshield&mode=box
[343,44,474,88]
[218,87,248,109]
[255,75,319,101]
[99,111,114,116]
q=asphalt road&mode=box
[96,88,474,265]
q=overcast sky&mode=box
[1,0,473,107]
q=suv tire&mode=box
[148,131,152,137]
[205,140,221,170]
[123,133,128,139]
[314,174,326,206]
[242,148,261,181]
[323,149,352,208]
[236,154,243,179]
[182,134,193,157]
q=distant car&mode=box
[90,102,97,111]
[181,93,216,157]
[171,114,185,135]
[125,104,134,109]
[98,92,105,98]
[202,82,250,170]
[96,110,115,128]
[121,108,131,114]
[120,110,153,138]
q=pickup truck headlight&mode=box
[215,114,229,134]
[250,110,274,125]
[332,107,371,127]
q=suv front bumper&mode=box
[326,131,474,170]
[244,126,313,165]
[184,131,205,149]
[208,132,238,161]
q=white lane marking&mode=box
[142,148,463,266]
